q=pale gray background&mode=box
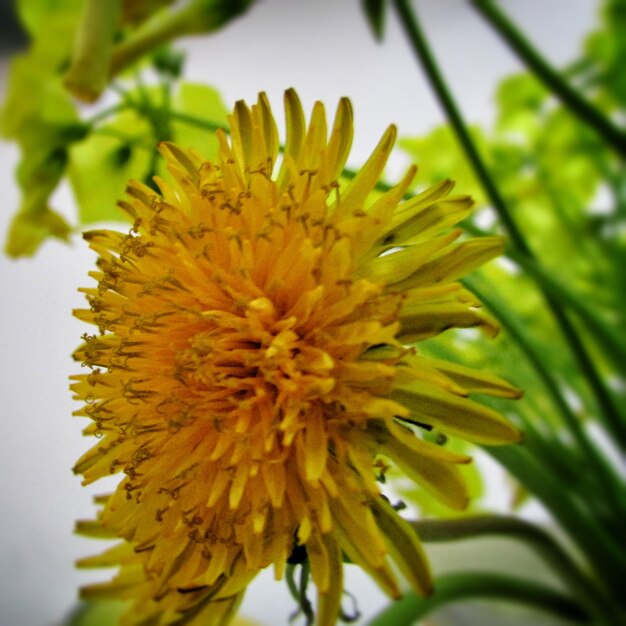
[0,1,596,624]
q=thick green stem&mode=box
[392,0,626,449]
[109,0,253,78]
[410,516,620,624]
[471,0,626,157]
[366,572,591,626]
[64,0,122,102]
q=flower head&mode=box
[72,90,520,625]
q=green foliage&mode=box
[171,83,228,154]
[2,0,247,255]
[584,0,626,108]
[68,82,228,225]
[1,1,83,255]
[68,109,153,225]
[388,5,626,621]
[400,126,488,206]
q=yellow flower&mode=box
[71,90,520,626]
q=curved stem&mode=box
[84,103,130,128]
[109,0,253,78]
[410,515,620,625]
[63,0,121,102]
[366,572,591,626]
[489,444,626,603]
[471,0,626,157]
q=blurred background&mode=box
[0,1,598,624]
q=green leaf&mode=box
[1,2,85,255]
[68,82,228,225]
[171,82,228,154]
[2,5,79,140]
[2,99,83,258]
[399,126,488,206]
[495,73,546,135]
[4,120,87,256]
[584,1,626,107]
[68,110,153,225]
[361,0,387,41]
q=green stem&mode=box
[489,445,626,603]
[463,217,626,372]
[366,572,591,626]
[392,0,526,252]
[507,248,626,367]
[63,0,122,102]
[392,0,626,449]
[464,274,626,518]
[85,103,130,128]
[109,0,253,78]
[410,516,620,625]
[471,0,626,157]
[285,563,300,605]
[167,111,228,134]
[506,400,626,533]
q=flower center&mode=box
[174,296,336,444]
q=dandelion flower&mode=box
[71,89,520,625]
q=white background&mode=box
[0,1,596,624]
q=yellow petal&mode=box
[382,190,473,246]
[382,432,470,510]
[310,532,343,626]
[391,382,521,445]
[277,88,306,189]
[398,300,499,342]
[355,230,461,284]
[333,125,396,219]
[395,237,504,290]
[417,354,523,399]
[323,96,353,182]
[303,406,328,482]
[368,496,433,596]
[76,542,134,569]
